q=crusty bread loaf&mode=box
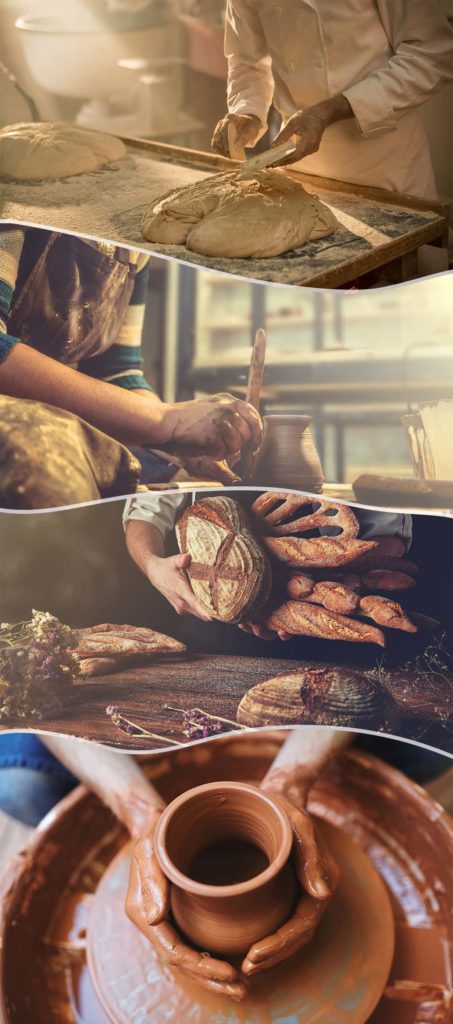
[266,600,385,646]
[252,492,360,539]
[176,496,271,623]
[263,535,377,569]
[74,623,186,659]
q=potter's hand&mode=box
[162,394,263,462]
[126,815,247,1001]
[238,617,292,642]
[211,113,262,157]
[176,454,241,486]
[241,840,339,976]
[146,552,212,621]
[272,95,353,166]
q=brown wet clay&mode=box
[255,415,324,492]
[154,781,296,956]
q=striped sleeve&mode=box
[78,262,154,392]
[0,226,25,363]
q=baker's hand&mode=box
[125,812,247,1001]
[241,785,339,976]
[272,107,327,165]
[238,617,292,642]
[369,536,406,558]
[162,394,263,462]
[272,95,353,166]
[211,112,262,157]
[146,552,212,621]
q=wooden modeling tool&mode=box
[241,327,266,481]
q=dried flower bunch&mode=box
[251,493,430,646]
[0,610,80,720]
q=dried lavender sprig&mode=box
[163,704,246,730]
[105,705,180,744]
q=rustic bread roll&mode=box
[361,569,416,592]
[308,581,360,615]
[252,492,359,539]
[176,497,271,623]
[286,573,315,599]
[263,535,377,569]
[266,600,385,646]
[359,596,417,633]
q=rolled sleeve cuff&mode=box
[227,97,268,132]
[122,492,188,538]
[359,510,412,551]
[342,78,397,137]
[0,331,20,363]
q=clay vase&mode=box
[154,781,296,957]
[255,414,324,492]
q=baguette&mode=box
[361,569,416,592]
[265,600,385,646]
[263,535,377,569]
[286,573,315,599]
[251,492,359,539]
[74,624,186,658]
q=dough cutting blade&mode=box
[236,139,297,180]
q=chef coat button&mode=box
[287,60,295,70]
[275,4,282,11]
[316,59,325,67]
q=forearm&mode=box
[42,735,164,834]
[0,343,171,447]
[262,727,350,800]
[125,519,166,577]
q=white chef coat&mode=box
[225,0,453,197]
[123,491,412,548]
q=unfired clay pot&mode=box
[255,414,324,492]
[154,781,296,956]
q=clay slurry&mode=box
[188,839,270,886]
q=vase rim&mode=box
[154,781,293,898]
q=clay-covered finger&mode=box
[241,891,324,973]
[154,920,242,984]
[134,835,170,924]
[242,403,263,450]
[286,804,331,900]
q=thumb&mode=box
[135,836,170,924]
[272,120,295,146]
[174,552,191,570]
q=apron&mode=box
[9,230,137,365]
[7,229,174,486]
[293,112,437,199]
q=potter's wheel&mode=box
[87,824,394,1024]
[1,735,452,1023]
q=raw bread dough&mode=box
[0,122,127,181]
[142,169,337,258]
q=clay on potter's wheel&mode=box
[154,781,296,956]
[254,415,324,492]
[87,823,394,1024]
[237,667,399,731]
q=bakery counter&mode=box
[1,137,447,288]
[4,652,451,754]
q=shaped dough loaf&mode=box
[0,122,127,181]
[142,169,337,258]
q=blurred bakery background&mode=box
[1,0,452,207]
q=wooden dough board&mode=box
[0,138,447,288]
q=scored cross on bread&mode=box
[176,497,271,623]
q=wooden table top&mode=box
[5,652,451,754]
